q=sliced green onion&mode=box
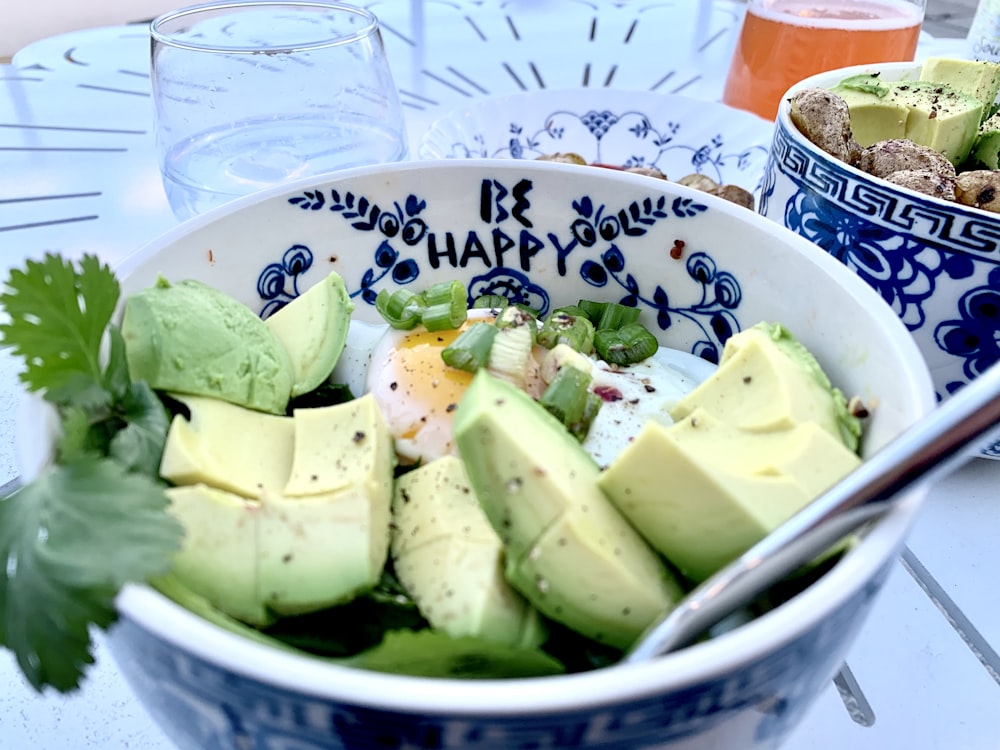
[375,289,424,330]
[567,391,603,442]
[594,322,659,366]
[494,305,538,341]
[441,323,499,372]
[537,308,595,353]
[420,280,468,331]
[540,365,595,438]
[472,294,509,310]
[576,299,606,324]
[596,303,641,331]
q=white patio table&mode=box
[0,2,996,748]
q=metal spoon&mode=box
[626,360,1000,663]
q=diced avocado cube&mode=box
[831,80,909,146]
[165,484,272,626]
[920,56,1000,114]
[892,81,984,165]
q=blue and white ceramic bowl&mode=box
[23,160,934,750]
[418,89,772,195]
[760,61,1000,459]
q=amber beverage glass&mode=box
[722,0,926,122]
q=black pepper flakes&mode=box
[352,430,366,443]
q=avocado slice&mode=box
[670,322,860,452]
[165,483,272,626]
[159,394,295,497]
[391,456,546,648]
[161,394,394,622]
[267,395,395,614]
[121,277,294,414]
[265,270,354,397]
[597,409,861,582]
[453,370,683,650]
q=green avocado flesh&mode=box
[121,277,294,414]
[599,323,862,582]
[161,394,394,623]
[453,370,683,650]
[390,455,546,648]
[265,270,354,397]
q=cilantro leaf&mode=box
[0,460,183,692]
[109,381,171,477]
[0,254,119,392]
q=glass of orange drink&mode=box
[722,0,926,122]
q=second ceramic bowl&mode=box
[418,88,772,193]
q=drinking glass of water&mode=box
[722,0,926,122]
[150,1,408,220]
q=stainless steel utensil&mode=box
[626,361,1000,663]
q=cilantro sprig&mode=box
[0,254,183,692]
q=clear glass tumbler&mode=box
[151,1,408,220]
[721,0,926,122]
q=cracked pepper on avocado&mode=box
[790,56,1000,211]
[0,254,867,692]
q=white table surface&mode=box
[1,2,997,748]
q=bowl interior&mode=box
[95,159,936,710]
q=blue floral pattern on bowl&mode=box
[268,179,739,363]
[109,557,892,750]
[419,90,773,195]
[761,116,1000,459]
[102,160,934,750]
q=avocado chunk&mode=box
[159,394,295,497]
[161,394,394,622]
[891,81,984,165]
[165,483,271,626]
[670,322,861,452]
[832,77,983,164]
[391,456,546,648]
[267,395,395,614]
[265,270,354,397]
[121,277,294,414]
[830,77,908,146]
[919,57,1000,115]
[597,409,862,582]
[453,370,683,650]
[971,112,1000,169]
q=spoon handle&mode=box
[625,361,1000,662]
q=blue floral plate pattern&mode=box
[418,89,772,195]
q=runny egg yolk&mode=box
[366,311,493,464]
